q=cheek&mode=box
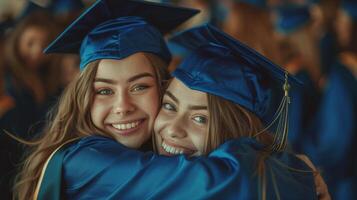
[153,110,169,153]
[91,98,110,125]
[153,109,166,136]
[141,89,160,119]
[189,127,208,153]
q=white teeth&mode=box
[161,141,185,155]
[112,121,140,130]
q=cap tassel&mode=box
[254,72,291,152]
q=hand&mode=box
[296,154,331,200]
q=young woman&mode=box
[13,0,198,199]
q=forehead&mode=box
[20,26,48,40]
[167,78,207,104]
[95,53,156,80]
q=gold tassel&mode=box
[254,72,291,152]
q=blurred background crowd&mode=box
[0,0,356,199]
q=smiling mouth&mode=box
[112,120,141,130]
[161,140,196,155]
[110,119,144,136]
[162,141,184,155]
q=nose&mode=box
[165,116,187,139]
[112,92,135,116]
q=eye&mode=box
[130,84,150,92]
[162,102,176,111]
[96,88,113,95]
[192,116,207,124]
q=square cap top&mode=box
[170,24,301,120]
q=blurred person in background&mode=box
[0,6,62,199]
[0,10,61,136]
[273,3,322,154]
[303,0,357,199]
[310,0,340,76]
[222,0,282,64]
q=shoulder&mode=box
[217,138,316,199]
[63,136,124,163]
[62,136,130,191]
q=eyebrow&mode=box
[94,72,155,84]
[165,91,208,110]
[127,73,155,83]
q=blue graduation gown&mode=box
[49,136,317,200]
[303,61,357,200]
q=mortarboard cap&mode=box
[274,4,311,35]
[170,24,301,121]
[44,0,199,70]
[170,24,300,151]
[342,0,357,21]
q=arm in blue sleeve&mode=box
[63,136,251,200]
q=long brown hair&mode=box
[205,93,275,200]
[204,93,273,154]
[4,12,61,104]
[13,53,169,200]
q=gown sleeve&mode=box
[62,136,316,200]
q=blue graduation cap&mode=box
[170,24,301,151]
[44,0,199,70]
[274,4,311,34]
[342,0,357,21]
[49,0,85,16]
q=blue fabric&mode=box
[61,136,316,200]
[169,24,301,121]
[287,71,320,152]
[303,62,357,200]
[319,31,338,75]
[274,4,311,34]
[78,16,170,69]
[44,0,199,69]
[342,0,357,21]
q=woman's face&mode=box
[18,26,48,69]
[154,78,209,156]
[91,53,160,148]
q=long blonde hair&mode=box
[13,53,169,200]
